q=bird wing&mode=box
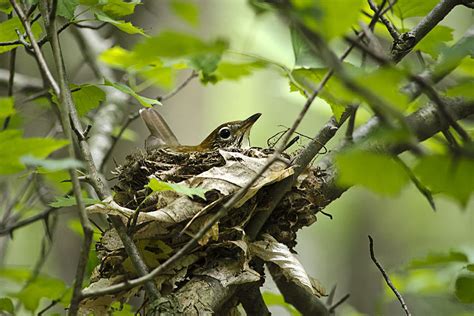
[139,108,180,148]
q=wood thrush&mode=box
[140,108,261,152]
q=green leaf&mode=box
[392,0,439,18]
[103,79,161,107]
[414,155,474,207]
[445,79,474,100]
[292,0,364,40]
[0,0,12,14]
[71,84,106,116]
[0,130,69,174]
[335,149,410,196]
[0,297,14,314]
[408,251,469,269]
[20,155,84,171]
[416,25,453,59]
[99,46,140,70]
[170,0,199,26]
[290,26,317,67]
[57,0,79,20]
[102,0,140,18]
[262,292,299,316]
[95,11,146,35]
[147,177,207,199]
[49,195,101,208]
[214,61,266,81]
[14,277,67,312]
[0,17,43,54]
[110,301,134,315]
[455,271,474,303]
[0,97,15,119]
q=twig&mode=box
[328,293,350,313]
[367,0,400,40]
[2,13,17,130]
[368,235,411,316]
[157,70,198,101]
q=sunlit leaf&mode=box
[262,292,299,316]
[110,301,135,315]
[0,130,69,174]
[0,96,15,119]
[0,0,12,14]
[95,11,145,35]
[103,79,161,107]
[99,46,139,70]
[0,17,42,54]
[147,177,207,199]
[49,195,102,208]
[170,0,199,26]
[214,61,267,81]
[391,0,439,18]
[102,0,140,17]
[335,149,410,196]
[414,155,474,207]
[20,155,84,171]
[71,84,106,116]
[292,0,364,40]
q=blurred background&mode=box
[1,1,473,315]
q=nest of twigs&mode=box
[82,147,325,313]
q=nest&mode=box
[82,147,325,313]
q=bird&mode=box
[139,108,261,152]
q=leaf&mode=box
[102,0,140,18]
[0,297,14,314]
[103,79,161,107]
[170,0,199,26]
[147,177,207,199]
[290,26,317,67]
[14,277,67,312]
[49,195,102,208]
[445,79,474,100]
[20,155,84,171]
[0,17,42,54]
[0,0,12,14]
[57,0,79,20]
[71,84,106,116]
[250,234,325,297]
[0,130,69,174]
[414,155,474,207]
[292,0,365,40]
[0,96,15,119]
[99,46,138,70]
[455,270,474,303]
[95,11,145,35]
[262,292,299,316]
[408,251,469,269]
[335,149,410,196]
[391,0,439,18]
[214,61,266,81]
[416,25,453,59]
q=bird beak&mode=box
[242,113,262,128]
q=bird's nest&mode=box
[82,147,326,314]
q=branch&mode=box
[368,235,411,316]
[391,0,466,63]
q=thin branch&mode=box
[328,293,350,314]
[367,0,400,40]
[2,13,17,130]
[157,70,198,101]
[368,235,411,316]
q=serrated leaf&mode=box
[0,297,14,314]
[414,155,474,207]
[170,0,199,26]
[147,177,207,199]
[49,195,102,208]
[335,149,410,196]
[0,96,15,119]
[292,0,364,40]
[455,271,474,303]
[250,234,324,297]
[102,0,140,18]
[416,25,453,59]
[103,79,161,107]
[408,251,469,269]
[20,155,84,171]
[72,84,106,116]
[57,0,79,20]
[95,11,145,35]
[0,17,42,54]
[0,130,69,174]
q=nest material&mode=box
[82,147,325,314]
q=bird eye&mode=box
[218,127,231,140]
